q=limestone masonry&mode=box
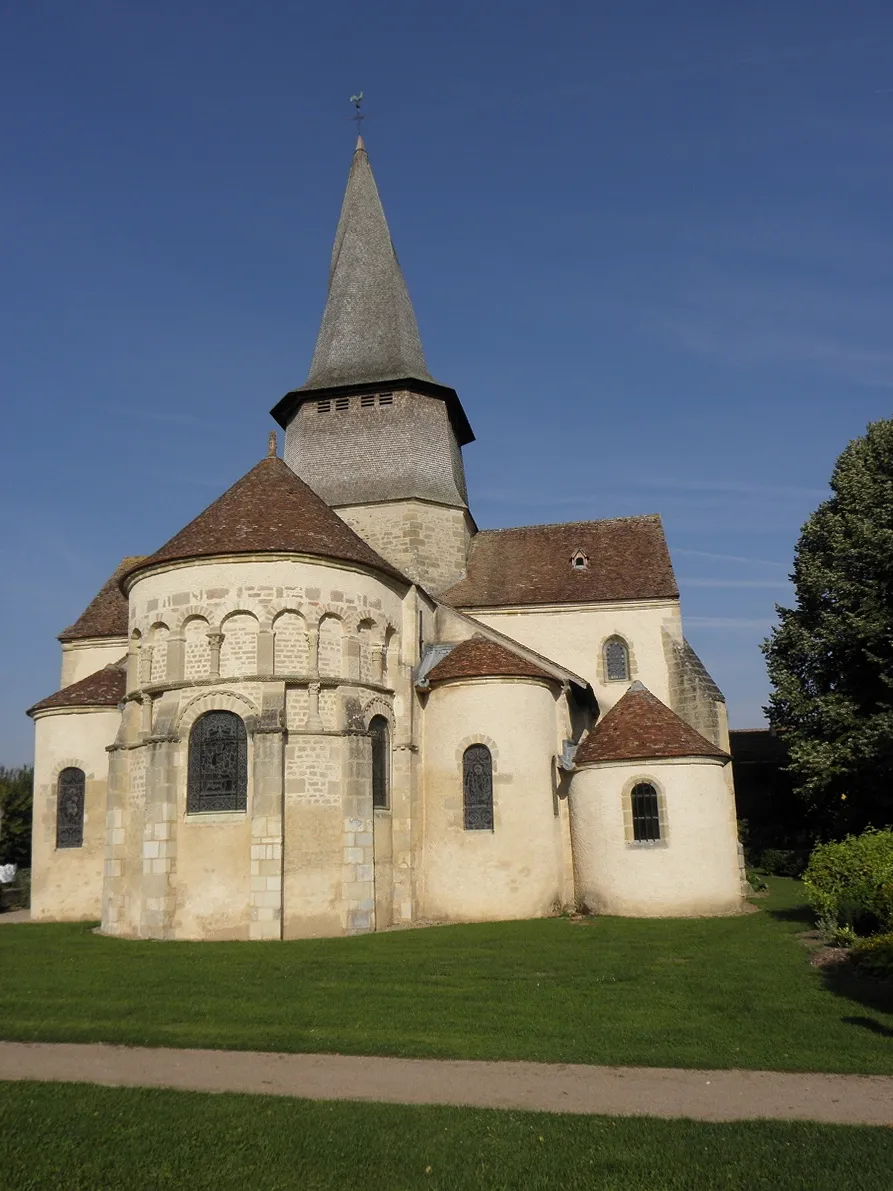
[27,136,745,938]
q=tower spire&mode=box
[303,138,433,389]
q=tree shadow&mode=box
[763,903,815,926]
[820,962,893,1035]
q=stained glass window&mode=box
[463,745,493,831]
[187,711,248,813]
[370,715,390,809]
[631,782,661,842]
[56,767,85,848]
[604,638,630,682]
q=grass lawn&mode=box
[3,1081,892,1191]
[0,878,890,1073]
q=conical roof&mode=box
[426,635,557,685]
[122,455,406,584]
[575,683,728,765]
[303,137,432,390]
[58,557,145,642]
[27,658,127,717]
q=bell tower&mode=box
[271,137,475,593]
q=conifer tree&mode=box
[763,420,893,836]
[0,766,32,868]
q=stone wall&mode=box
[337,500,474,594]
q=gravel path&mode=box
[1,1042,891,1124]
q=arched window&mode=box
[370,715,390,809]
[631,782,661,841]
[463,745,494,831]
[56,768,85,848]
[187,711,248,814]
[604,637,630,682]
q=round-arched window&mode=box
[187,711,248,813]
[370,715,390,809]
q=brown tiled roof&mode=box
[58,557,145,642]
[426,636,557,685]
[27,658,127,717]
[575,683,728,765]
[441,516,678,608]
[123,455,406,585]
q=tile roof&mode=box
[425,635,557,685]
[441,516,678,608]
[574,683,728,765]
[27,658,127,717]
[123,455,407,584]
[58,557,145,642]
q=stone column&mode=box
[307,625,320,677]
[102,745,130,935]
[126,638,141,694]
[139,646,153,687]
[140,694,154,737]
[167,635,185,683]
[304,681,324,732]
[256,629,274,677]
[206,632,224,678]
[341,732,375,935]
[249,729,284,940]
[138,737,179,939]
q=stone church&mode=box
[27,137,745,939]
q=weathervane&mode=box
[349,92,365,134]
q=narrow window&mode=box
[604,637,630,682]
[187,711,248,813]
[360,394,376,408]
[631,782,661,841]
[56,767,85,848]
[317,399,331,413]
[463,745,494,830]
[378,392,394,406]
[370,715,390,809]
[334,396,350,411]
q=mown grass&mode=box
[2,1082,892,1191]
[1,879,890,1072]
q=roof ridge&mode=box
[473,514,663,536]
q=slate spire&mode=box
[304,136,433,389]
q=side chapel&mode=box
[27,137,745,939]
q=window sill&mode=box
[184,811,248,824]
[626,839,668,849]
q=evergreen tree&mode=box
[0,766,33,868]
[763,419,893,837]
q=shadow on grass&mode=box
[763,903,816,927]
[819,962,893,1038]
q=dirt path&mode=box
[1,1042,891,1124]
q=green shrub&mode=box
[755,848,809,877]
[745,868,768,893]
[803,828,893,934]
[850,932,893,981]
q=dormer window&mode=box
[571,550,589,570]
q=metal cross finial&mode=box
[349,92,365,133]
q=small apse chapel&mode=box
[27,137,746,939]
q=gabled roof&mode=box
[303,137,432,391]
[425,635,557,686]
[122,454,407,585]
[441,516,678,609]
[27,658,127,717]
[58,557,145,642]
[574,682,728,765]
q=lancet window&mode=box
[370,716,390,810]
[187,711,248,814]
[631,782,661,842]
[463,745,494,831]
[604,637,630,682]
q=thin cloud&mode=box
[678,577,791,589]
[672,548,788,569]
[686,617,774,629]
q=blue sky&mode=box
[2,1,892,763]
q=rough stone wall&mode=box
[284,388,469,508]
[663,633,727,749]
[337,500,474,594]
